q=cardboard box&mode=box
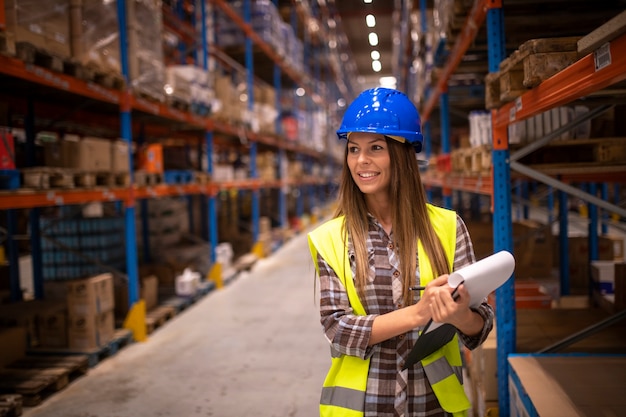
[67,310,115,350]
[469,325,499,405]
[62,137,112,171]
[111,140,131,173]
[615,263,626,310]
[36,302,68,348]
[591,260,615,294]
[0,301,39,346]
[46,273,115,317]
[560,235,622,265]
[508,355,626,417]
[114,274,159,318]
[0,326,27,368]
[513,220,553,279]
[4,0,72,58]
[465,220,554,279]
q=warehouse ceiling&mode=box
[328,0,626,138]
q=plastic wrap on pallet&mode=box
[216,0,282,55]
[4,0,71,58]
[78,0,120,73]
[78,0,165,101]
[432,0,453,66]
[469,111,492,148]
[165,65,214,114]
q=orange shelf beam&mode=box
[0,55,121,105]
[131,96,211,130]
[0,188,131,210]
[0,0,6,31]
[0,175,336,210]
[494,32,626,129]
[421,0,488,122]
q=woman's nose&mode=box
[357,151,370,164]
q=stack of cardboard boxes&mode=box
[45,273,115,351]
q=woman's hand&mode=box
[421,275,475,330]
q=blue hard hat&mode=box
[337,87,424,153]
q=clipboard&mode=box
[403,251,515,369]
[402,285,461,370]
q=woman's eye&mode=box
[348,146,359,154]
[372,145,384,151]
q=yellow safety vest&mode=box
[308,204,471,417]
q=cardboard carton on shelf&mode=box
[44,273,115,317]
[67,310,115,351]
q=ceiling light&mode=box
[372,60,382,72]
[296,88,306,97]
[379,76,397,89]
[366,14,376,27]
[370,50,380,60]
[368,32,378,46]
[364,0,372,3]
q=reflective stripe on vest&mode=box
[308,204,470,416]
[423,355,464,385]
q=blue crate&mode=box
[163,170,194,184]
[0,169,20,190]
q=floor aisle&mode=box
[23,230,329,417]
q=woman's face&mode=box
[346,132,391,198]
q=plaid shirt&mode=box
[317,214,494,417]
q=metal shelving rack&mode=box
[400,0,626,414]
[0,0,338,316]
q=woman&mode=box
[308,87,494,417]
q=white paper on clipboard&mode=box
[426,250,515,333]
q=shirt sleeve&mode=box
[317,252,378,359]
[453,215,495,350]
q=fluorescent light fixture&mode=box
[370,50,380,60]
[372,60,382,72]
[366,14,376,27]
[379,76,397,89]
[368,32,378,46]
[364,0,372,3]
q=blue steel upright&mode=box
[244,0,260,243]
[559,189,570,295]
[439,92,452,209]
[486,3,515,416]
[200,0,217,263]
[117,0,140,309]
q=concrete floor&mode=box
[22,231,329,417]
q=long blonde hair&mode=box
[334,138,450,307]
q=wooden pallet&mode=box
[14,42,63,72]
[27,329,133,369]
[20,168,132,190]
[95,172,131,187]
[21,167,75,189]
[0,354,88,407]
[134,170,163,187]
[0,394,22,417]
[145,305,177,334]
[495,37,581,105]
[0,31,16,57]
[516,138,626,166]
